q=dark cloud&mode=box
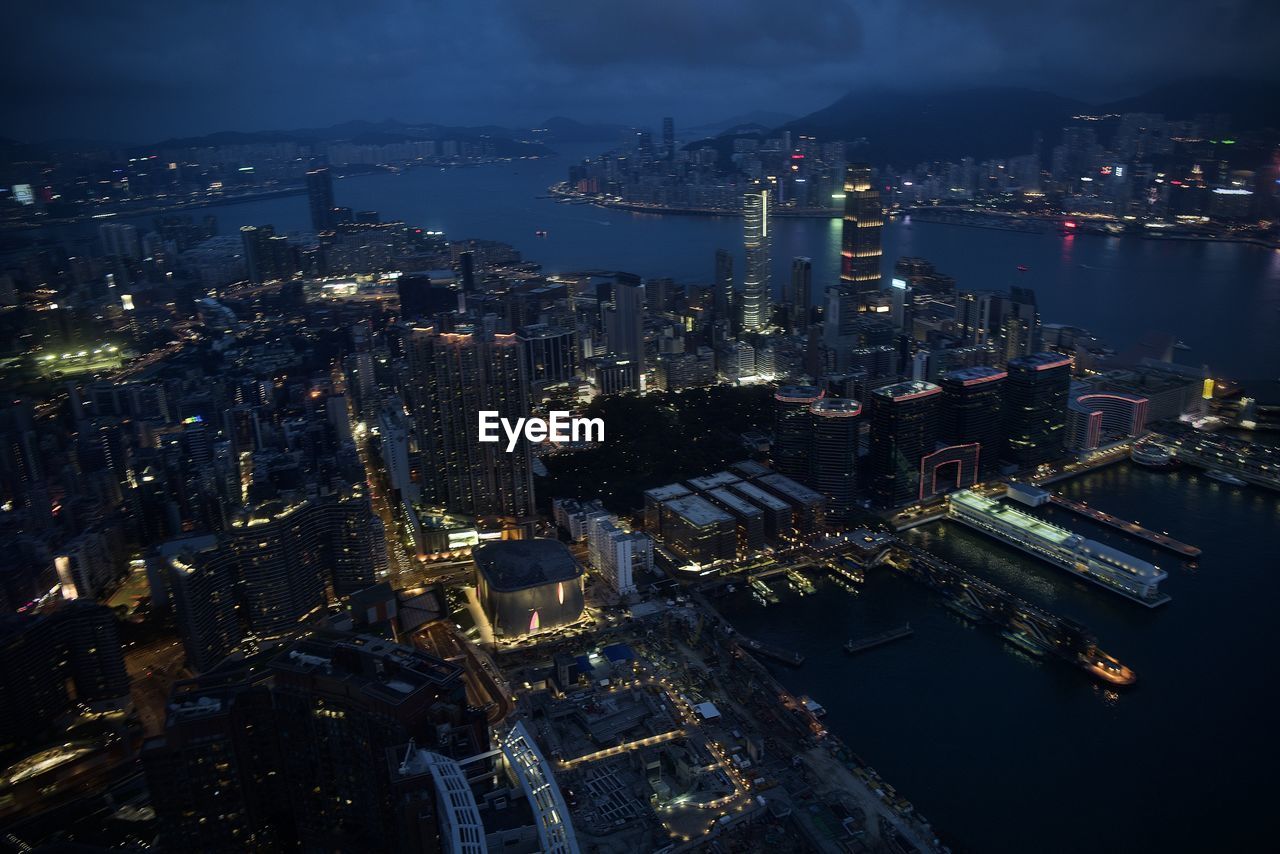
[1,0,1277,142]
[504,0,862,68]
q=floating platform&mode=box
[843,624,913,654]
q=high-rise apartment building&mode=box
[405,325,534,518]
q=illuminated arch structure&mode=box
[1067,393,1149,451]
[919,443,982,501]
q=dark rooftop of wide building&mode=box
[473,539,583,592]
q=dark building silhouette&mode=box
[307,167,336,232]
[809,398,862,526]
[714,248,735,330]
[1,602,129,752]
[1004,353,1073,467]
[143,631,486,852]
[867,381,942,508]
[941,366,1008,479]
[789,256,813,333]
[773,385,824,481]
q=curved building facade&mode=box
[474,540,585,638]
[1067,392,1149,451]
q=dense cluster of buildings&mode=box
[0,105,1246,853]
[559,112,1278,227]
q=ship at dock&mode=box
[947,489,1171,608]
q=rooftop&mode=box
[686,471,741,491]
[810,397,863,417]
[1009,352,1074,372]
[950,489,1072,544]
[943,366,1008,386]
[729,480,791,511]
[775,385,825,404]
[473,539,583,591]
[707,487,764,518]
[664,495,734,528]
[872,380,941,401]
[644,483,693,502]
[759,473,825,505]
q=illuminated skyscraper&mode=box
[306,166,336,232]
[741,191,771,332]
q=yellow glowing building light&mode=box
[1202,379,1215,400]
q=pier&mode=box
[843,624,914,654]
[1048,494,1201,557]
[948,489,1171,608]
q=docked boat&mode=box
[1130,443,1178,469]
[1204,469,1247,486]
[945,598,987,622]
[1001,629,1049,658]
[800,696,827,718]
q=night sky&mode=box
[5,0,1279,143]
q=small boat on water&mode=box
[534,229,548,237]
[1016,264,1029,272]
[1204,469,1247,486]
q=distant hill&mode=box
[146,119,552,156]
[1098,77,1280,128]
[781,86,1086,164]
[685,110,797,138]
[780,77,1280,165]
[536,116,633,144]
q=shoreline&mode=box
[549,187,1280,248]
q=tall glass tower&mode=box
[741,191,771,332]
